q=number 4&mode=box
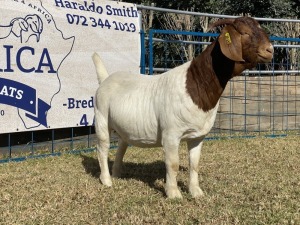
[80,114,89,126]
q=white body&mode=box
[94,56,218,198]
[96,62,218,147]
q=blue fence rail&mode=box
[0,127,95,163]
[1,29,300,163]
[144,29,300,74]
[147,30,219,75]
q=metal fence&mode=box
[142,29,300,139]
[1,6,300,163]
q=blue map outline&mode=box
[19,0,75,129]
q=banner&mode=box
[0,0,141,133]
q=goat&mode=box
[92,16,273,199]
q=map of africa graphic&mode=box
[0,0,74,129]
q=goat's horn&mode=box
[208,18,235,31]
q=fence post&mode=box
[140,30,146,74]
[149,29,154,75]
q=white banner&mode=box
[0,0,141,133]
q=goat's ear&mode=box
[218,26,245,62]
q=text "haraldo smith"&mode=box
[54,0,138,17]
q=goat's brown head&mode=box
[210,17,273,69]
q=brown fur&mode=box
[186,17,273,112]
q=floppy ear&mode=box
[218,25,245,62]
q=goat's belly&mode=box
[126,138,162,148]
[118,132,162,148]
[111,121,161,147]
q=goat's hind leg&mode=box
[112,138,128,178]
[95,116,112,186]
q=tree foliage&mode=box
[116,0,300,70]
[121,0,299,18]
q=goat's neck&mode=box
[186,41,238,112]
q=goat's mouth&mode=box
[257,45,274,63]
[257,53,273,63]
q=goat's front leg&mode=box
[163,135,182,199]
[187,139,204,198]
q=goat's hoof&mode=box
[112,170,121,178]
[100,175,112,187]
[166,187,183,199]
[189,186,204,198]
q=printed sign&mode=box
[0,0,141,133]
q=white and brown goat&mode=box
[92,17,273,198]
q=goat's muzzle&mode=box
[257,43,274,63]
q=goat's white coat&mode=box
[95,61,220,145]
[93,54,218,198]
[93,16,273,199]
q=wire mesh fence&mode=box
[144,29,300,139]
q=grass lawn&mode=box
[0,136,299,224]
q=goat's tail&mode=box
[92,52,109,84]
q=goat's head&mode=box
[210,17,273,69]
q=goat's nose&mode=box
[266,44,274,54]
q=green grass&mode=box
[0,136,299,224]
